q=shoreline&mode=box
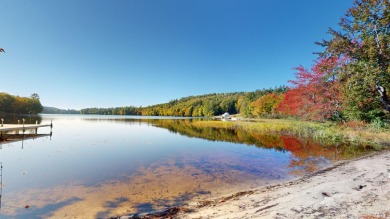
[179,149,390,218]
[128,148,390,219]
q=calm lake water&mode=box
[0,115,374,218]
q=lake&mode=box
[0,115,374,218]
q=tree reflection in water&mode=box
[143,119,376,176]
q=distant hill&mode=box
[42,106,80,114]
[80,86,287,117]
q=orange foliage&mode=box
[251,93,284,117]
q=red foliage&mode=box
[278,57,345,121]
[281,136,302,152]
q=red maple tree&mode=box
[278,57,344,121]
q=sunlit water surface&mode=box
[0,115,374,218]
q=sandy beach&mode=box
[170,149,390,219]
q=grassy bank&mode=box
[191,118,390,148]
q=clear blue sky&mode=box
[0,0,353,110]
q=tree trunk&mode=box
[376,84,390,112]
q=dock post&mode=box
[17,120,20,134]
[22,119,25,131]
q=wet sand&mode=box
[176,149,390,219]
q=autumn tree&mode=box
[278,57,344,121]
[317,0,390,121]
[251,93,284,118]
[237,93,256,117]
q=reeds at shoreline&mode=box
[192,119,390,148]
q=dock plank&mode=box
[0,124,52,132]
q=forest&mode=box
[80,86,287,117]
[0,92,43,115]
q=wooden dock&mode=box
[0,123,52,132]
[0,122,53,142]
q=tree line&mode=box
[80,86,287,117]
[0,92,43,114]
[42,106,80,114]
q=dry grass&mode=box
[192,118,390,147]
